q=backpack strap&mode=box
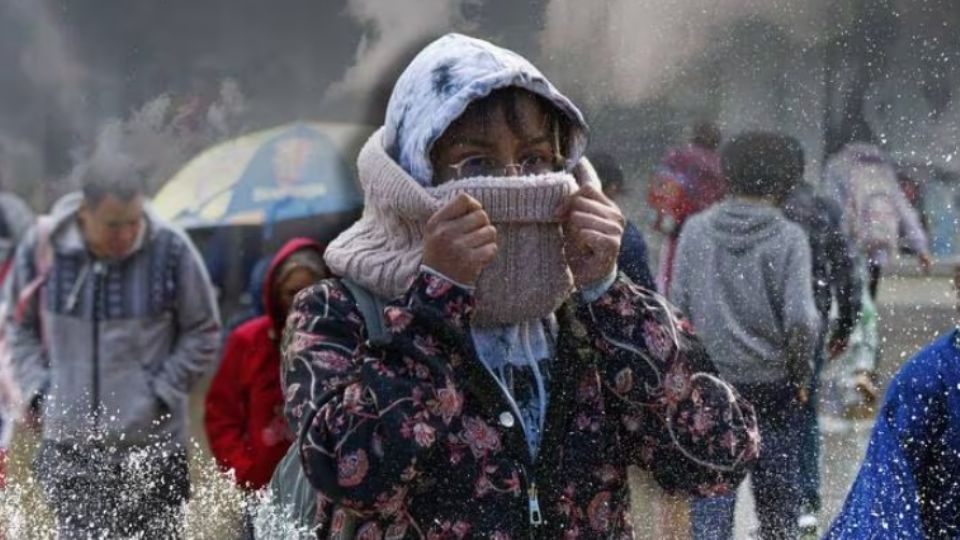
[263,280,386,538]
[340,278,390,346]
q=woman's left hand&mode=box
[556,184,625,287]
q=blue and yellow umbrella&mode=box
[154,122,373,307]
[153,122,372,229]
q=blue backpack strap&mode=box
[340,278,390,346]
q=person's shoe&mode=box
[798,513,819,538]
[854,372,880,402]
[845,372,880,420]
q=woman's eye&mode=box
[457,156,496,176]
[522,155,547,166]
[520,154,553,174]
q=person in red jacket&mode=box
[204,238,327,491]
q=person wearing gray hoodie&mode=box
[671,132,821,540]
[5,156,221,538]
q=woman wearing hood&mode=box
[282,34,758,538]
[205,238,328,492]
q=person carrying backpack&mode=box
[822,142,931,299]
[647,122,726,294]
[205,238,327,536]
[278,33,758,538]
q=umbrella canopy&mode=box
[153,122,372,228]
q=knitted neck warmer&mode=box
[325,129,599,326]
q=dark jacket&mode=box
[781,183,862,341]
[205,238,323,490]
[618,221,656,291]
[281,271,758,538]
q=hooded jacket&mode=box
[205,238,323,490]
[5,192,220,450]
[281,34,758,538]
[382,33,587,186]
[671,199,821,387]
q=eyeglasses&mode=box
[447,153,565,180]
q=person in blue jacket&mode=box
[591,151,656,291]
[826,307,960,538]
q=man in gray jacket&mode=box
[6,156,220,538]
[671,132,821,540]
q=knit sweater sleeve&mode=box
[577,275,759,496]
[280,272,475,513]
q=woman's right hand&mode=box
[422,194,498,286]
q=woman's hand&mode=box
[422,193,498,286]
[556,184,625,287]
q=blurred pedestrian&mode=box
[647,121,725,294]
[672,132,821,539]
[281,33,758,538]
[5,156,221,538]
[0,166,36,488]
[822,142,931,299]
[205,238,326,534]
[0,169,36,281]
[778,136,862,533]
[591,151,656,290]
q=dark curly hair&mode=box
[721,132,804,200]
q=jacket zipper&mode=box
[452,316,586,534]
[91,261,105,425]
[525,307,590,534]
[527,480,543,526]
[460,340,545,530]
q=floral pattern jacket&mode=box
[281,271,759,539]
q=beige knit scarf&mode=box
[325,129,600,327]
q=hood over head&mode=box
[706,200,787,255]
[383,33,589,185]
[262,237,325,332]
